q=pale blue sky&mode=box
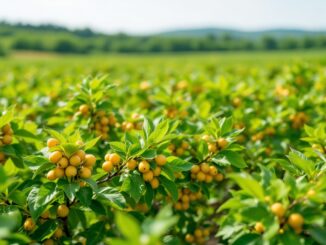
[0,0,325,34]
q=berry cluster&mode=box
[290,112,308,129]
[190,163,223,183]
[92,110,117,140]
[0,124,13,164]
[185,227,211,245]
[46,138,96,181]
[168,141,190,156]
[202,135,228,153]
[173,188,203,211]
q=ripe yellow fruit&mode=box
[41,210,50,219]
[205,175,213,183]
[102,161,114,172]
[182,202,189,210]
[138,160,150,173]
[2,124,11,134]
[209,166,218,176]
[57,157,69,168]
[69,155,82,166]
[194,229,202,237]
[185,234,194,243]
[255,222,265,233]
[153,166,161,176]
[47,138,59,148]
[307,189,315,197]
[57,204,69,218]
[126,159,137,170]
[202,134,211,142]
[43,239,54,245]
[109,153,121,165]
[155,155,167,166]
[200,163,210,173]
[53,227,63,238]
[65,166,77,177]
[271,203,285,218]
[143,171,154,182]
[217,138,228,149]
[54,168,65,178]
[75,150,86,161]
[208,143,217,153]
[175,148,184,156]
[23,218,35,231]
[79,167,92,179]
[49,151,62,164]
[2,135,12,144]
[181,195,189,203]
[197,171,206,182]
[150,178,159,189]
[191,165,200,174]
[203,228,210,236]
[174,202,182,210]
[0,152,5,161]
[47,170,57,180]
[84,154,96,167]
[181,141,189,149]
[79,104,89,115]
[215,173,224,181]
[288,213,304,229]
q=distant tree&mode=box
[53,39,78,53]
[261,36,278,50]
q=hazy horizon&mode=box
[1,0,326,35]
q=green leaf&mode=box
[60,181,80,202]
[309,226,326,245]
[148,120,169,144]
[27,183,58,220]
[30,219,58,240]
[219,117,233,136]
[115,212,141,243]
[76,187,93,206]
[287,149,314,177]
[0,106,15,128]
[166,156,192,172]
[84,136,101,150]
[97,186,126,208]
[229,173,264,201]
[44,128,66,144]
[220,151,247,168]
[60,143,79,157]
[109,141,126,153]
[121,174,145,202]
[159,176,178,202]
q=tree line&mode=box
[0,22,326,55]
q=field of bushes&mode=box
[0,51,325,244]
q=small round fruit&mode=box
[126,159,137,170]
[2,135,12,144]
[182,202,189,210]
[194,229,202,237]
[255,222,265,233]
[271,203,285,218]
[175,148,184,156]
[205,175,213,183]
[307,189,315,197]
[65,166,77,177]
[155,155,167,166]
[202,134,211,141]
[143,171,154,182]
[43,239,54,245]
[57,204,69,218]
[208,143,217,153]
[217,138,228,149]
[181,195,189,203]
[181,141,189,149]
[209,166,218,176]
[57,157,69,168]
[138,160,150,173]
[84,154,96,167]
[53,227,64,238]
[79,167,92,179]
[185,234,194,243]
[41,210,50,219]
[54,168,65,178]
[191,165,200,174]
[79,104,89,115]
[49,151,62,164]
[153,166,161,176]
[47,138,59,148]
[75,150,86,161]
[288,213,304,229]
[150,178,159,189]
[2,124,11,134]
[102,161,114,172]
[203,228,210,237]
[197,171,206,182]
[0,152,5,161]
[69,155,81,166]
[23,218,35,231]
[200,163,210,173]
[109,153,121,165]
[215,173,224,181]
[47,170,57,180]
[100,117,109,126]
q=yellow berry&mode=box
[155,155,167,166]
[288,213,304,229]
[57,204,69,218]
[271,203,285,218]
[102,161,114,172]
[49,151,62,164]
[47,170,57,180]
[209,166,218,176]
[53,227,63,238]
[153,166,161,176]
[185,234,194,243]
[191,165,200,174]
[75,150,86,161]
[138,160,150,173]
[126,159,137,170]
[57,157,69,168]
[79,104,89,115]
[2,135,12,144]
[217,138,228,149]
[109,153,121,165]
[150,178,159,189]
[84,154,96,167]
[23,218,35,231]
[65,165,77,177]
[194,229,202,238]
[255,222,265,233]
[79,167,92,179]
[54,168,65,178]
[200,163,210,173]
[47,138,60,148]
[143,171,154,182]
[197,171,206,182]
[69,155,82,166]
